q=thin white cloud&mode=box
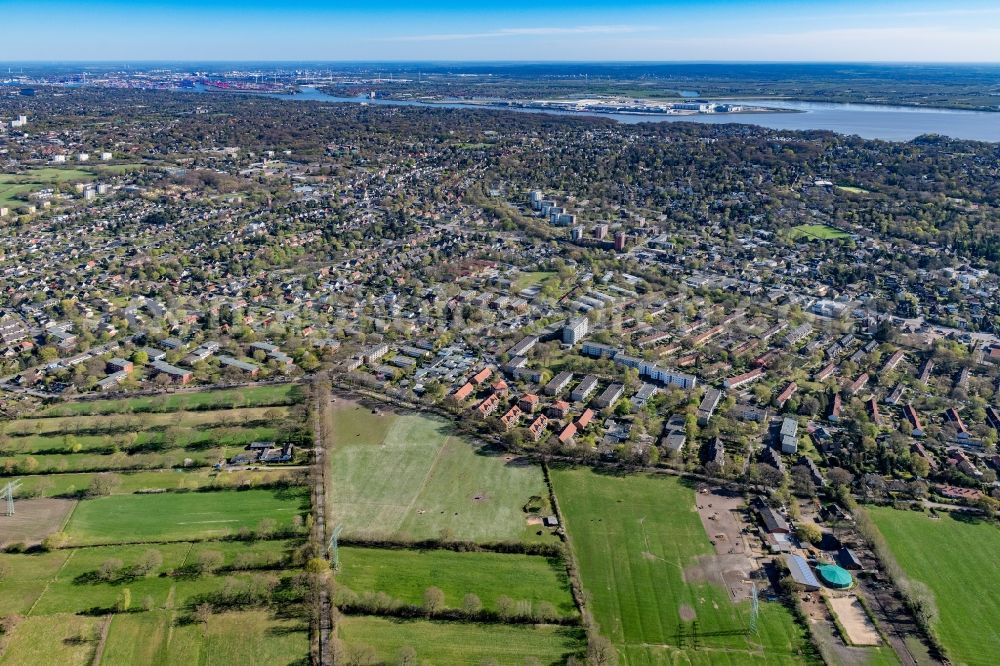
[624,25,1000,62]
[386,24,653,42]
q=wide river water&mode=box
[191,85,1000,142]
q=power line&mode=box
[2,480,23,516]
[328,523,344,571]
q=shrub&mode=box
[41,532,69,551]
[195,550,224,575]
[98,558,124,582]
[422,586,445,614]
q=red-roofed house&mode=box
[500,405,523,430]
[724,367,766,390]
[453,382,474,402]
[547,400,570,420]
[775,382,797,408]
[557,422,577,444]
[472,366,493,385]
[518,394,540,413]
[477,393,501,417]
[528,415,549,441]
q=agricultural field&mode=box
[870,507,1000,665]
[327,400,584,663]
[100,610,309,666]
[3,405,289,436]
[788,223,850,241]
[0,399,304,476]
[335,616,585,665]
[550,468,817,665]
[37,383,302,417]
[336,546,577,618]
[0,497,76,547]
[1,425,280,455]
[0,386,313,664]
[0,614,105,666]
[0,539,302,615]
[328,403,552,543]
[64,487,308,545]
[14,467,300,498]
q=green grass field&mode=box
[513,270,558,292]
[3,406,288,436]
[0,168,95,209]
[789,224,850,241]
[37,384,302,417]
[99,610,309,666]
[2,425,280,455]
[328,407,550,543]
[0,421,290,475]
[336,616,584,665]
[0,614,104,666]
[64,488,308,545]
[0,540,300,615]
[337,546,577,618]
[14,467,301,498]
[870,507,1000,665]
[89,163,148,176]
[1,448,226,475]
[550,468,817,665]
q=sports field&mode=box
[336,616,585,665]
[870,507,1000,665]
[337,546,577,618]
[513,270,559,292]
[64,487,308,544]
[328,405,549,543]
[550,468,817,665]
[789,224,850,241]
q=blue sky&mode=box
[2,0,999,61]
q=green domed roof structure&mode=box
[817,564,853,589]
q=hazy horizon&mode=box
[3,60,1000,65]
[3,0,1000,62]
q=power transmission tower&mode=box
[328,524,344,571]
[2,480,22,517]
[748,582,760,635]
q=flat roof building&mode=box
[594,383,624,409]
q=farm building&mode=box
[758,505,790,534]
[785,554,821,591]
[837,547,864,570]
